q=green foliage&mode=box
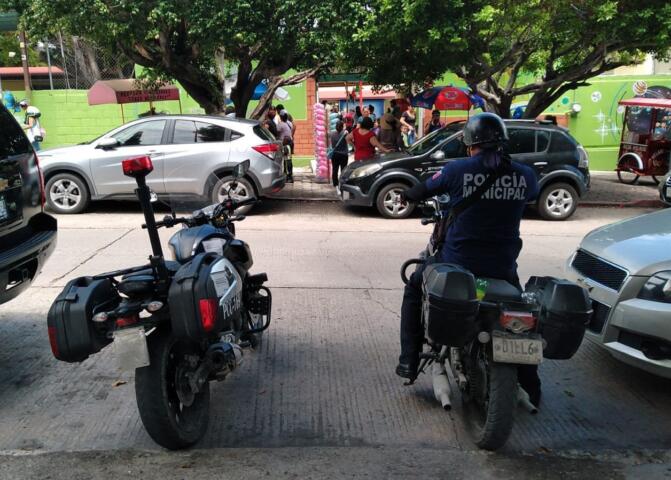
[0,32,42,67]
[13,0,362,114]
[346,0,671,117]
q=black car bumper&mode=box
[0,213,57,305]
[339,183,374,207]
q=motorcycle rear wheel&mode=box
[465,346,517,451]
[135,330,210,450]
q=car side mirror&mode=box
[97,137,119,149]
[233,159,250,178]
[430,150,446,162]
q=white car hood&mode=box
[580,209,671,276]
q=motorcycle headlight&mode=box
[349,163,382,179]
[638,271,671,303]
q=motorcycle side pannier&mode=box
[47,277,119,362]
[422,263,479,347]
[525,276,592,359]
[169,252,243,341]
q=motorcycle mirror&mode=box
[233,160,250,179]
[122,155,154,178]
[430,150,446,162]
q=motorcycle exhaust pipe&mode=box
[431,362,452,411]
[517,385,538,414]
[207,342,243,381]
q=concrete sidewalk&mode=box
[268,168,665,208]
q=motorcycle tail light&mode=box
[199,298,218,332]
[500,311,536,333]
[47,326,59,357]
[116,315,139,328]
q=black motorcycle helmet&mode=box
[462,112,508,149]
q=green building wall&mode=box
[6,74,671,171]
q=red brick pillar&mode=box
[292,77,317,156]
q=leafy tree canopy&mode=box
[347,0,671,118]
[4,0,363,116]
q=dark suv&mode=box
[0,104,56,305]
[339,120,590,220]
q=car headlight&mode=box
[638,271,671,303]
[349,163,382,179]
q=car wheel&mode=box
[376,183,415,219]
[537,182,578,221]
[211,175,256,215]
[46,173,90,214]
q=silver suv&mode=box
[39,115,285,214]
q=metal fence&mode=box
[34,34,134,90]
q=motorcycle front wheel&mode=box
[464,345,517,451]
[135,330,210,450]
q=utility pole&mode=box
[18,30,31,101]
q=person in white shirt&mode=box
[19,100,43,151]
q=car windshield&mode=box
[407,123,462,155]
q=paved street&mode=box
[0,200,670,478]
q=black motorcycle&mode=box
[400,196,591,450]
[48,157,271,449]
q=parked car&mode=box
[0,103,57,305]
[339,120,590,220]
[564,208,671,378]
[38,115,285,214]
[659,173,671,206]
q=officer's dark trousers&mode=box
[399,262,541,392]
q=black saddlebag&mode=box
[525,276,592,359]
[169,252,243,341]
[47,277,119,362]
[422,263,479,347]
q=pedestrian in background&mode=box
[277,111,294,183]
[329,104,341,133]
[330,120,349,189]
[354,106,363,127]
[379,106,403,151]
[401,105,416,145]
[19,99,44,151]
[347,117,391,162]
[264,105,279,137]
[368,104,377,122]
[425,109,445,135]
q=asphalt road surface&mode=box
[0,200,669,479]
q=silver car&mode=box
[564,209,671,378]
[38,115,285,214]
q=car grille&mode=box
[589,300,610,334]
[618,330,671,360]
[571,250,628,291]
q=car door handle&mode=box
[147,151,164,158]
[534,162,548,166]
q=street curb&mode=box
[266,196,339,202]
[579,199,665,208]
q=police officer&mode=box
[395,112,542,406]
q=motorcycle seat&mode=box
[118,275,155,297]
[120,261,181,281]
[480,278,522,302]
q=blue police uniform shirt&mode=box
[424,153,539,281]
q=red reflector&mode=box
[122,156,154,178]
[252,143,279,159]
[500,311,536,332]
[116,315,139,328]
[199,298,218,332]
[47,326,59,357]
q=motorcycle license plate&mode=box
[113,327,150,371]
[492,332,543,365]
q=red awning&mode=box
[87,79,180,106]
[0,66,64,77]
[618,97,671,109]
